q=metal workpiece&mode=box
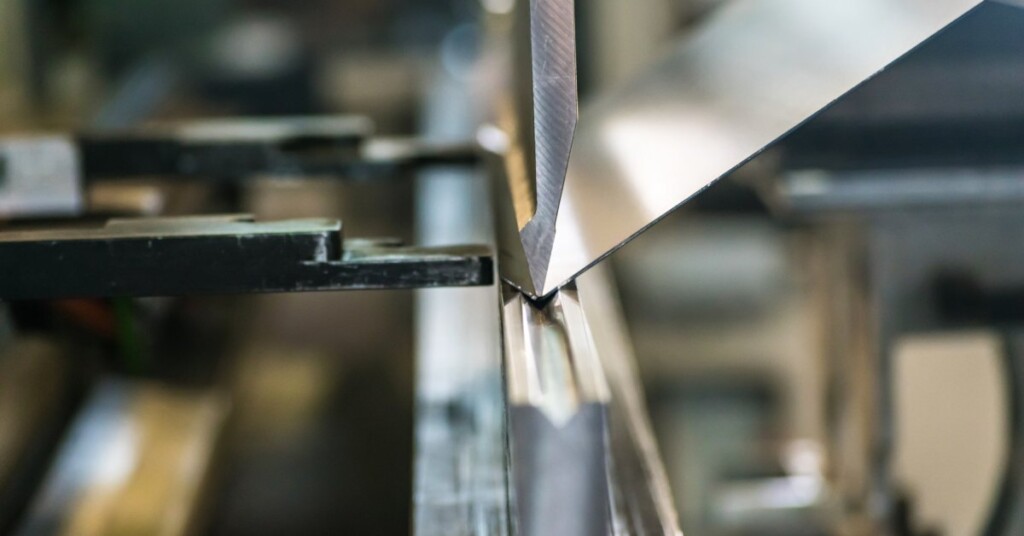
[0,215,494,300]
[501,277,681,536]
[502,283,612,536]
[573,268,681,536]
[496,0,579,296]
[507,0,1019,297]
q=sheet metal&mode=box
[509,0,1008,297]
[501,276,682,536]
[502,284,611,536]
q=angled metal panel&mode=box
[524,0,1005,296]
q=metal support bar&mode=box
[0,215,493,300]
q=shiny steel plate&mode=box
[513,0,1007,297]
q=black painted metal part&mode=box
[0,216,493,300]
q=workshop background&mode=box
[0,0,1018,535]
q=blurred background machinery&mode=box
[1,0,1024,535]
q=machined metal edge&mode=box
[496,0,579,295]
[535,0,997,297]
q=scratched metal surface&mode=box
[517,0,579,292]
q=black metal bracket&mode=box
[0,215,493,300]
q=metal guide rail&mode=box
[0,215,493,300]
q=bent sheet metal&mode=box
[500,0,1020,298]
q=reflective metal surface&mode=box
[498,0,579,295]
[525,0,998,297]
[413,64,510,536]
[17,381,227,536]
[500,273,682,536]
[412,65,679,534]
[502,284,611,536]
[575,266,683,536]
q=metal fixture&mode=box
[0,215,493,300]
